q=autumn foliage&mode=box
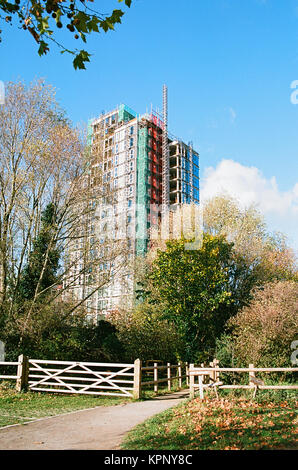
[228,281,298,367]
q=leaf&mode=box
[74,11,90,33]
[38,40,49,56]
[73,50,91,70]
[37,16,50,34]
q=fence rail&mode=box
[189,361,298,399]
[0,361,19,380]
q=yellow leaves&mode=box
[178,426,187,435]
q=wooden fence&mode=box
[189,360,298,399]
[0,356,187,399]
[0,359,20,390]
[140,362,189,394]
[3,356,296,400]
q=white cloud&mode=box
[201,159,298,250]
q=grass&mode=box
[121,390,298,450]
[0,382,132,428]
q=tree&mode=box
[147,234,237,362]
[0,0,132,69]
[17,202,60,301]
[202,194,298,304]
[0,79,129,354]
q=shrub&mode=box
[227,281,298,368]
[107,303,183,363]
[0,301,123,362]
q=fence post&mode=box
[189,364,194,398]
[16,354,29,392]
[209,360,214,384]
[185,362,189,386]
[249,363,255,388]
[133,358,142,399]
[167,363,171,391]
[178,362,182,388]
[249,363,258,398]
[198,373,204,399]
[154,362,158,393]
[213,358,219,382]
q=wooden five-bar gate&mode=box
[28,359,137,398]
[0,356,187,399]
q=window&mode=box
[129,137,134,147]
[128,199,132,208]
[130,126,134,135]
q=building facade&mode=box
[66,102,200,319]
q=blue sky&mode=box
[1,0,298,251]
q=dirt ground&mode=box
[0,390,189,450]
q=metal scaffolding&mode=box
[162,84,169,209]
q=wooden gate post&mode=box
[189,364,195,399]
[154,362,158,393]
[213,358,219,382]
[16,354,29,392]
[185,362,189,386]
[167,363,171,391]
[198,373,204,399]
[133,359,142,399]
[178,362,182,388]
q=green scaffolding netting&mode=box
[136,127,149,255]
[118,104,136,123]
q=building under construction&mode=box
[68,87,200,317]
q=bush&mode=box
[0,301,123,362]
[107,303,183,363]
[227,281,298,369]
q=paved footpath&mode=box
[0,390,189,450]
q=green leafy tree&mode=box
[17,202,61,301]
[0,0,132,69]
[148,234,237,362]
